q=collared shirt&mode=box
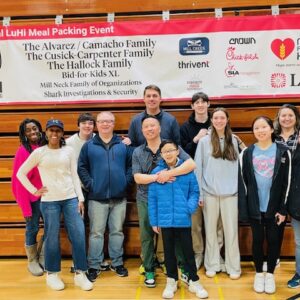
[275,132,298,153]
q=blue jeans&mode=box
[292,218,300,275]
[41,198,87,273]
[88,199,126,269]
[25,200,42,246]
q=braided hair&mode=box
[18,118,44,153]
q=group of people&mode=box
[10,84,300,299]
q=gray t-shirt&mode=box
[132,143,190,202]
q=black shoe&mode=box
[70,266,75,273]
[100,261,110,271]
[86,268,100,282]
[110,265,128,277]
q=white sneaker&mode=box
[46,273,65,291]
[253,273,264,293]
[205,270,216,278]
[162,277,177,299]
[74,272,93,291]
[265,273,276,294]
[188,280,208,299]
[229,273,241,280]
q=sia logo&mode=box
[271,38,295,60]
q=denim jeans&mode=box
[291,218,300,275]
[25,200,42,246]
[41,198,87,273]
[88,199,126,269]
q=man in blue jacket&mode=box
[78,111,133,282]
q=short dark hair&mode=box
[143,84,161,97]
[141,114,160,125]
[77,112,95,127]
[192,92,209,104]
[159,139,179,152]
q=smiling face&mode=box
[46,126,63,148]
[143,88,162,114]
[79,120,94,138]
[278,107,297,132]
[253,118,274,143]
[160,142,179,167]
[211,110,228,134]
[192,98,209,116]
[96,112,115,137]
[141,117,161,141]
[24,122,40,144]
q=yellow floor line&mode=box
[214,275,225,300]
[135,275,143,300]
[180,281,185,299]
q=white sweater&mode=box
[17,145,84,202]
[66,133,94,162]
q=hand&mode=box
[34,186,48,196]
[78,202,85,218]
[122,136,132,145]
[25,216,32,222]
[193,129,208,143]
[152,226,160,234]
[275,212,285,225]
[198,199,204,207]
[156,170,176,184]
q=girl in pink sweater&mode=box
[12,118,44,276]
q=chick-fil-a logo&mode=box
[226,47,259,61]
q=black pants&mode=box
[161,227,198,281]
[250,214,284,273]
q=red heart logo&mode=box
[271,38,295,60]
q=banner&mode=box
[0,14,300,104]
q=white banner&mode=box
[0,14,300,104]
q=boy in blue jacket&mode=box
[148,140,208,299]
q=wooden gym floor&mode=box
[0,258,299,300]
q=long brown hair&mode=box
[210,107,238,161]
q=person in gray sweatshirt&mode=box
[194,107,241,280]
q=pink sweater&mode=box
[11,145,42,217]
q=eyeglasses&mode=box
[161,149,177,155]
[97,120,114,124]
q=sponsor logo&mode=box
[225,63,239,77]
[179,37,209,55]
[229,37,256,45]
[226,47,258,61]
[271,38,295,60]
[297,38,300,60]
[270,73,286,88]
[291,73,300,86]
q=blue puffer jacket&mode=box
[148,159,199,228]
[78,134,133,201]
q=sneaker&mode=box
[229,273,241,280]
[100,261,110,271]
[288,273,300,288]
[205,270,216,278]
[188,280,208,299]
[86,268,100,282]
[46,273,65,291]
[110,265,128,277]
[162,277,177,299]
[253,273,264,293]
[180,267,189,285]
[139,264,145,275]
[265,273,276,294]
[144,272,156,288]
[74,272,93,291]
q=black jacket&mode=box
[287,145,300,220]
[180,112,210,158]
[238,143,291,222]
